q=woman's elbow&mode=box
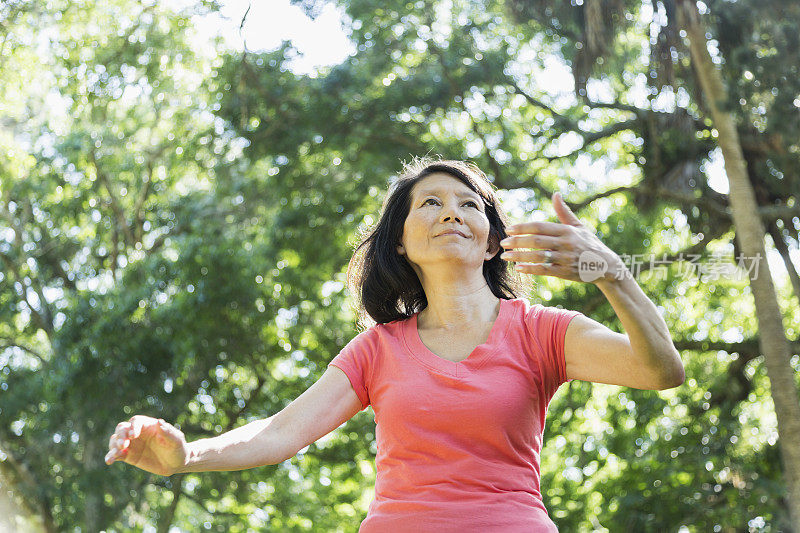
[658,355,686,390]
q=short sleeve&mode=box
[525,304,583,401]
[327,328,377,411]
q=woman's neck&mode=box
[417,282,500,330]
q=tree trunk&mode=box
[156,475,183,533]
[768,222,800,310]
[0,447,56,533]
[84,437,100,531]
[678,0,800,528]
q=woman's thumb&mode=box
[552,192,581,226]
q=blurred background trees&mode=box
[0,0,798,530]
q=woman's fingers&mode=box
[507,221,570,236]
[106,435,117,464]
[500,233,563,252]
[106,429,131,463]
[551,192,583,227]
[156,419,185,444]
[129,416,146,439]
[107,415,188,473]
[501,249,568,266]
[105,447,124,464]
[127,414,159,439]
[105,441,127,464]
[109,433,126,451]
[106,416,153,465]
[514,262,570,275]
[109,424,134,449]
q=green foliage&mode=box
[0,0,797,531]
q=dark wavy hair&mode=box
[347,156,529,328]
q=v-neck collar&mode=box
[402,298,514,378]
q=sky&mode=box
[193,0,355,74]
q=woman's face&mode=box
[396,172,498,274]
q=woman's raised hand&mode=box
[105,415,188,476]
[499,192,626,284]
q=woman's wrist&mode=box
[594,268,631,289]
[587,253,630,287]
[175,440,202,474]
[172,419,281,473]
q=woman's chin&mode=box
[415,253,484,268]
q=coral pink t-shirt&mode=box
[328,297,581,532]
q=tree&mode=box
[677,0,800,526]
[220,0,799,528]
[1,0,798,529]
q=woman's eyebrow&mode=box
[416,189,481,201]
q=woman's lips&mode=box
[436,231,467,237]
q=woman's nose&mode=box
[439,206,462,223]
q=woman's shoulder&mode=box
[349,315,411,343]
[504,296,538,316]
[505,296,579,322]
[360,312,414,331]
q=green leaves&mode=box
[0,0,797,530]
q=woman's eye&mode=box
[422,198,479,208]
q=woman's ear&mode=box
[396,243,406,256]
[485,236,501,260]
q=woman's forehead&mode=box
[411,172,482,199]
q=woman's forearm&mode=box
[595,274,685,386]
[178,417,292,473]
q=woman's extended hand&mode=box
[499,192,625,284]
[105,415,188,476]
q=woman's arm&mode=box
[106,366,363,475]
[500,191,685,390]
[563,275,685,390]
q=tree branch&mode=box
[768,221,800,311]
[156,474,183,533]
[0,198,56,334]
[89,150,136,247]
[505,77,579,130]
[583,99,643,114]
[759,204,800,223]
[0,251,52,336]
[541,119,639,162]
[460,103,504,182]
[223,375,267,432]
[571,185,637,210]
[133,159,156,243]
[178,488,250,518]
[0,439,56,533]
[672,338,760,356]
[0,337,46,364]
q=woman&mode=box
[106,157,684,531]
